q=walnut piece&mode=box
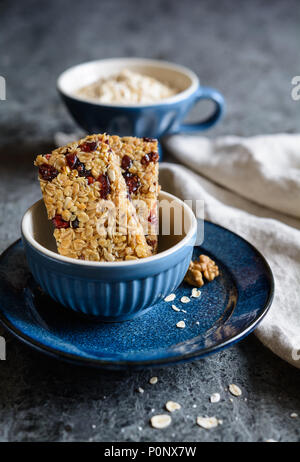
[184,254,219,288]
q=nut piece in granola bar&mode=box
[108,135,159,254]
[184,254,219,287]
[34,134,152,262]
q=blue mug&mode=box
[57,58,224,138]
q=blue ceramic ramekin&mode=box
[57,58,224,137]
[21,191,197,321]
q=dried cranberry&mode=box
[71,218,80,229]
[143,137,157,142]
[65,153,92,178]
[38,164,59,181]
[150,151,159,162]
[148,211,158,224]
[66,152,78,169]
[141,151,159,165]
[146,238,156,249]
[123,172,141,194]
[79,141,98,152]
[76,161,91,178]
[97,174,111,199]
[141,154,150,166]
[52,215,70,229]
[121,155,133,170]
[87,176,95,185]
[44,154,52,160]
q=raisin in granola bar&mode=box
[108,135,159,253]
[34,134,152,262]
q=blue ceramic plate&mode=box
[0,221,274,370]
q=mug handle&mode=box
[177,86,225,133]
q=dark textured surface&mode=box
[0,0,299,442]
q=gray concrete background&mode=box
[0,0,299,442]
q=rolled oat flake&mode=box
[172,305,180,312]
[191,288,201,298]
[164,293,176,302]
[181,296,190,303]
[229,384,242,397]
[165,401,181,412]
[210,393,221,403]
[197,416,219,429]
[150,414,172,429]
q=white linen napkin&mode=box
[162,133,300,368]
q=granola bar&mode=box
[34,134,152,262]
[108,135,159,253]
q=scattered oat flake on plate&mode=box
[137,387,144,394]
[150,414,172,429]
[191,288,201,298]
[210,393,221,403]
[176,321,186,329]
[149,376,158,385]
[181,296,190,303]
[164,294,176,302]
[229,384,242,397]
[218,419,223,425]
[290,412,298,418]
[196,416,219,429]
[181,309,187,313]
[196,321,200,325]
[165,401,181,412]
[172,305,180,312]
